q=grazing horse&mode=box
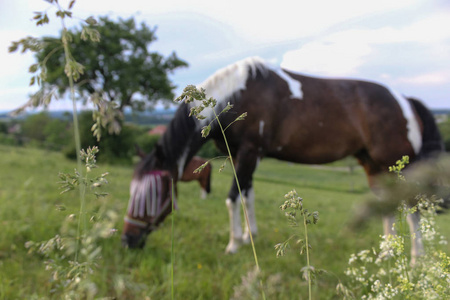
[122,57,444,260]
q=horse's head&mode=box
[122,147,177,248]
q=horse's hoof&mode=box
[242,232,257,244]
[225,242,240,254]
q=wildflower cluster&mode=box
[277,189,319,233]
[26,147,118,299]
[59,146,109,195]
[342,197,450,299]
[175,85,246,138]
[388,155,409,181]
[340,156,450,299]
[175,85,218,120]
[275,190,320,299]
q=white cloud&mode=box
[281,10,450,76]
[74,0,424,45]
[0,30,35,85]
[397,71,450,85]
[281,40,372,76]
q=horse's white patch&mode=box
[200,189,207,200]
[225,198,243,253]
[177,147,190,180]
[259,120,264,137]
[274,68,303,99]
[389,88,422,154]
[256,156,261,169]
[277,146,283,151]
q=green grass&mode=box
[1,144,449,299]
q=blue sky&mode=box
[0,0,449,111]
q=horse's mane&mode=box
[199,57,269,102]
[193,56,302,122]
[192,57,270,123]
[136,57,302,178]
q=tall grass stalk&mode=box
[212,109,267,300]
[60,13,85,263]
[275,190,320,300]
[212,109,261,270]
[176,85,266,300]
[8,1,124,297]
[302,208,312,300]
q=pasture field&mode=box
[1,144,449,299]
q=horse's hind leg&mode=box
[407,211,424,264]
[356,150,425,262]
[382,215,396,236]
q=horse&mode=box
[136,145,212,199]
[121,56,444,261]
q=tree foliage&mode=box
[21,111,71,150]
[36,16,188,111]
[438,117,450,151]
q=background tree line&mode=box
[0,111,221,164]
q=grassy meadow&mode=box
[1,144,449,299]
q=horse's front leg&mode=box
[225,147,259,254]
[242,187,257,244]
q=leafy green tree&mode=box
[22,112,52,143]
[438,117,450,151]
[36,16,188,111]
[64,111,139,164]
[44,118,71,150]
[0,122,8,134]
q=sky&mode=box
[0,0,449,112]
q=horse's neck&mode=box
[160,103,208,176]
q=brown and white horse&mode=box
[122,57,444,260]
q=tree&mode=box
[36,16,188,112]
[438,117,450,151]
[22,112,52,143]
[63,111,141,164]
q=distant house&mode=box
[148,125,167,136]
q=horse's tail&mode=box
[408,97,445,158]
[408,97,450,209]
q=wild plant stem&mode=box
[303,214,312,300]
[61,23,85,262]
[213,110,266,300]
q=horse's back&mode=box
[230,73,423,167]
